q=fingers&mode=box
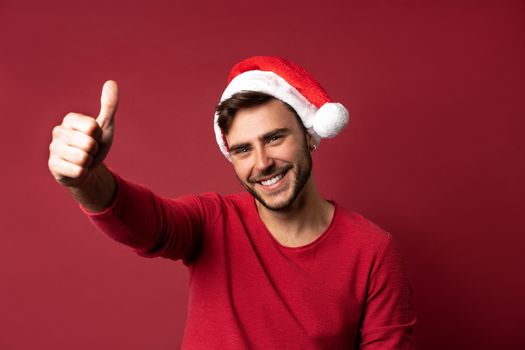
[49,120,100,184]
[49,80,118,186]
[62,112,102,141]
[49,139,94,168]
[52,124,99,155]
[49,130,95,184]
[96,80,119,128]
[48,155,88,185]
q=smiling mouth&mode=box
[252,166,291,187]
[259,173,285,186]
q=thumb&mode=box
[96,80,119,128]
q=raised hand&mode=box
[48,81,119,187]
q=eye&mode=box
[231,146,250,156]
[268,135,282,143]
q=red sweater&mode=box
[81,172,416,349]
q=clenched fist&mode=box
[49,81,118,187]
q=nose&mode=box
[254,146,274,173]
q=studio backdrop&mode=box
[1,1,524,349]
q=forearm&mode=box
[79,171,204,261]
[67,163,117,212]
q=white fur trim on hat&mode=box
[215,70,321,161]
[214,69,349,161]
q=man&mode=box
[48,56,416,349]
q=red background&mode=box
[1,0,524,349]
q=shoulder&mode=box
[331,202,392,251]
[176,191,252,221]
[189,191,251,208]
[330,203,407,280]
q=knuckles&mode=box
[64,112,75,120]
[70,165,85,179]
[79,151,93,167]
[49,111,106,184]
[48,139,64,156]
[63,112,78,125]
[51,125,99,154]
[47,156,57,173]
[62,112,101,138]
[52,125,63,139]
[84,118,101,137]
[48,155,86,181]
[83,138,99,154]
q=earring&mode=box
[310,144,317,152]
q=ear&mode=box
[306,133,316,152]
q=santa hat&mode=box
[214,56,349,160]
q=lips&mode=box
[260,173,284,186]
[254,168,291,191]
[250,164,291,182]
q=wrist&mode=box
[68,164,117,212]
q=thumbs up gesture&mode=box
[49,81,119,187]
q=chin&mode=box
[258,193,296,211]
[245,179,303,211]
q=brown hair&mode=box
[215,91,305,135]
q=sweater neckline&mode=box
[247,193,339,251]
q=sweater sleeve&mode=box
[359,234,417,349]
[79,170,217,263]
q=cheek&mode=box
[282,136,309,160]
[289,145,309,162]
[232,161,251,180]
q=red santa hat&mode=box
[214,56,349,160]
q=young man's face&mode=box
[225,99,312,211]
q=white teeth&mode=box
[260,174,283,186]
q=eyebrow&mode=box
[261,128,291,142]
[228,128,291,152]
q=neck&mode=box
[255,176,334,247]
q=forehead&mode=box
[225,99,301,144]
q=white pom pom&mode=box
[312,103,349,138]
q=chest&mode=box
[188,219,369,347]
